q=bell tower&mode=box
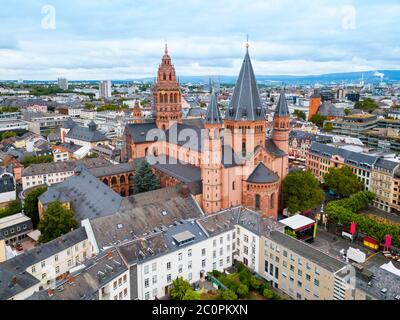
[202,91,223,214]
[153,43,182,130]
[272,91,290,154]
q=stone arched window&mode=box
[163,73,166,80]
[174,93,178,103]
[120,175,126,185]
[164,93,168,103]
[270,193,275,209]
[160,94,164,103]
[111,176,118,186]
[102,178,109,186]
[255,194,261,210]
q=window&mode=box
[31,266,36,273]
[188,249,192,257]
[67,249,71,256]
[152,275,157,284]
[114,295,118,300]
[297,281,302,288]
[227,256,230,264]
[119,292,123,300]
[283,250,288,257]
[202,259,206,268]
[213,250,217,259]
[178,253,183,261]
[244,235,249,243]
[298,270,302,277]
[201,248,206,256]
[123,274,127,283]
[54,255,59,262]
[244,246,248,255]
[167,274,171,283]
[290,265,294,272]
[227,245,231,252]
[68,259,72,267]
[264,261,269,273]
[213,262,216,270]
[145,292,150,300]
[219,248,223,256]
[152,262,157,272]
[178,265,183,273]
[118,278,122,286]
[275,266,279,279]
[167,262,171,270]
[227,234,230,241]
[283,261,287,268]
[144,265,149,274]
[188,272,192,281]
[41,261,45,268]
[275,256,279,263]
[306,274,311,281]
[314,279,319,287]
[144,278,149,288]
[124,288,128,297]
[219,237,223,244]
[213,239,217,247]
[188,261,192,269]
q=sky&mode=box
[0,0,399,80]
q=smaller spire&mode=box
[205,89,222,125]
[164,40,168,55]
[246,34,250,50]
[274,90,290,117]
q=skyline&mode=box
[1,0,400,80]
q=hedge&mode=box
[326,191,400,247]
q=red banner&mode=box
[350,222,356,235]
[385,235,392,249]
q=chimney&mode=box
[68,276,76,284]
[107,251,113,260]
[47,289,55,297]
[12,276,17,285]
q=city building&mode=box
[331,114,378,138]
[360,128,400,154]
[58,78,69,91]
[51,145,71,162]
[0,213,33,245]
[0,170,17,205]
[99,81,112,99]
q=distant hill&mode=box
[133,70,400,85]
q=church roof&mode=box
[265,139,286,157]
[317,101,345,118]
[225,49,265,122]
[275,92,290,117]
[205,91,222,124]
[247,162,279,184]
[66,124,109,143]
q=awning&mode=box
[27,230,41,242]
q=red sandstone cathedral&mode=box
[122,44,290,219]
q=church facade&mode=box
[122,44,290,219]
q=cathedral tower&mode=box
[153,44,182,130]
[224,46,266,158]
[272,91,290,154]
[202,91,223,214]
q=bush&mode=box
[263,288,274,299]
[220,289,238,300]
[236,284,249,297]
[249,276,262,291]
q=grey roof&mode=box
[289,131,333,144]
[374,158,399,171]
[265,139,286,157]
[125,122,158,144]
[22,158,110,177]
[0,264,39,300]
[268,230,346,273]
[317,102,345,117]
[66,124,109,143]
[165,122,205,152]
[246,162,279,184]
[89,162,135,178]
[205,92,222,124]
[62,118,77,129]
[39,167,122,222]
[221,144,242,168]
[186,107,206,118]
[89,186,204,249]
[224,49,265,122]
[274,92,290,117]
[309,142,377,170]
[58,142,83,153]
[39,186,71,205]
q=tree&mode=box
[0,200,22,219]
[354,98,378,112]
[21,154,53,167]
[324,166,363,198]
[263,288,274,299]
[236,283,249,297]
[323,122,333,131]
[344,108,351,116]
[1,131,17,140]
[170,277,192,300]
[133,160,160,194]
[310,114,327,128]
[24,187,47,228]
[220,289,238,300]
[38,201,77,243]
[293,109,306,121]
[182,290,201,300]
[282,170,325,214]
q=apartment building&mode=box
[23,112,70,135]
[289,131,332,161]
[0,213,33,245]
[21,157,110,190]
[307,142,400,212]
[332,114,378,138]
[0,227,90,300]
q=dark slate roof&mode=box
[58,142,83,153]
[0,173,15,193]
[125,122,158,144]
[39,167,122,222]
[274,92,290,117]
[246,162,279,184]
[186,107,206,118]
[289,131,333,144]
[39,187,71,205]
[317,102,345,117]
[309,142,377,170]
[205,92,222,124]
[224,49,265,122]
[62,118,77,129]
[165,122,204,152]
[265,139,286,157]
[374,158,400,171]
[66,124,109,143]
[0,264,39,300]
[89,162,135,178]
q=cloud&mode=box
[0,0,399,79]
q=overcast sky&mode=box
[0,0,399,80]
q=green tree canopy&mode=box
[354,98,378,112]
[21,154,53,167]
[38,201,78,243]
[344,108,351,116]
[293,109,306,121]
[310,114,328,128]
[170,277,193,300]
[323,122,333,131]
[0,200,22,219]
[220,289,238,300]
[324,166,363,198]
[24,186,47,228]
[133,160,160,194]
[282,170,325,214]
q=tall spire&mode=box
[164,40,168,55]
[275,91,290,117]
[205,89,222,125]
[225,47,264,121]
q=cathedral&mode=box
[122,43,290,219]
